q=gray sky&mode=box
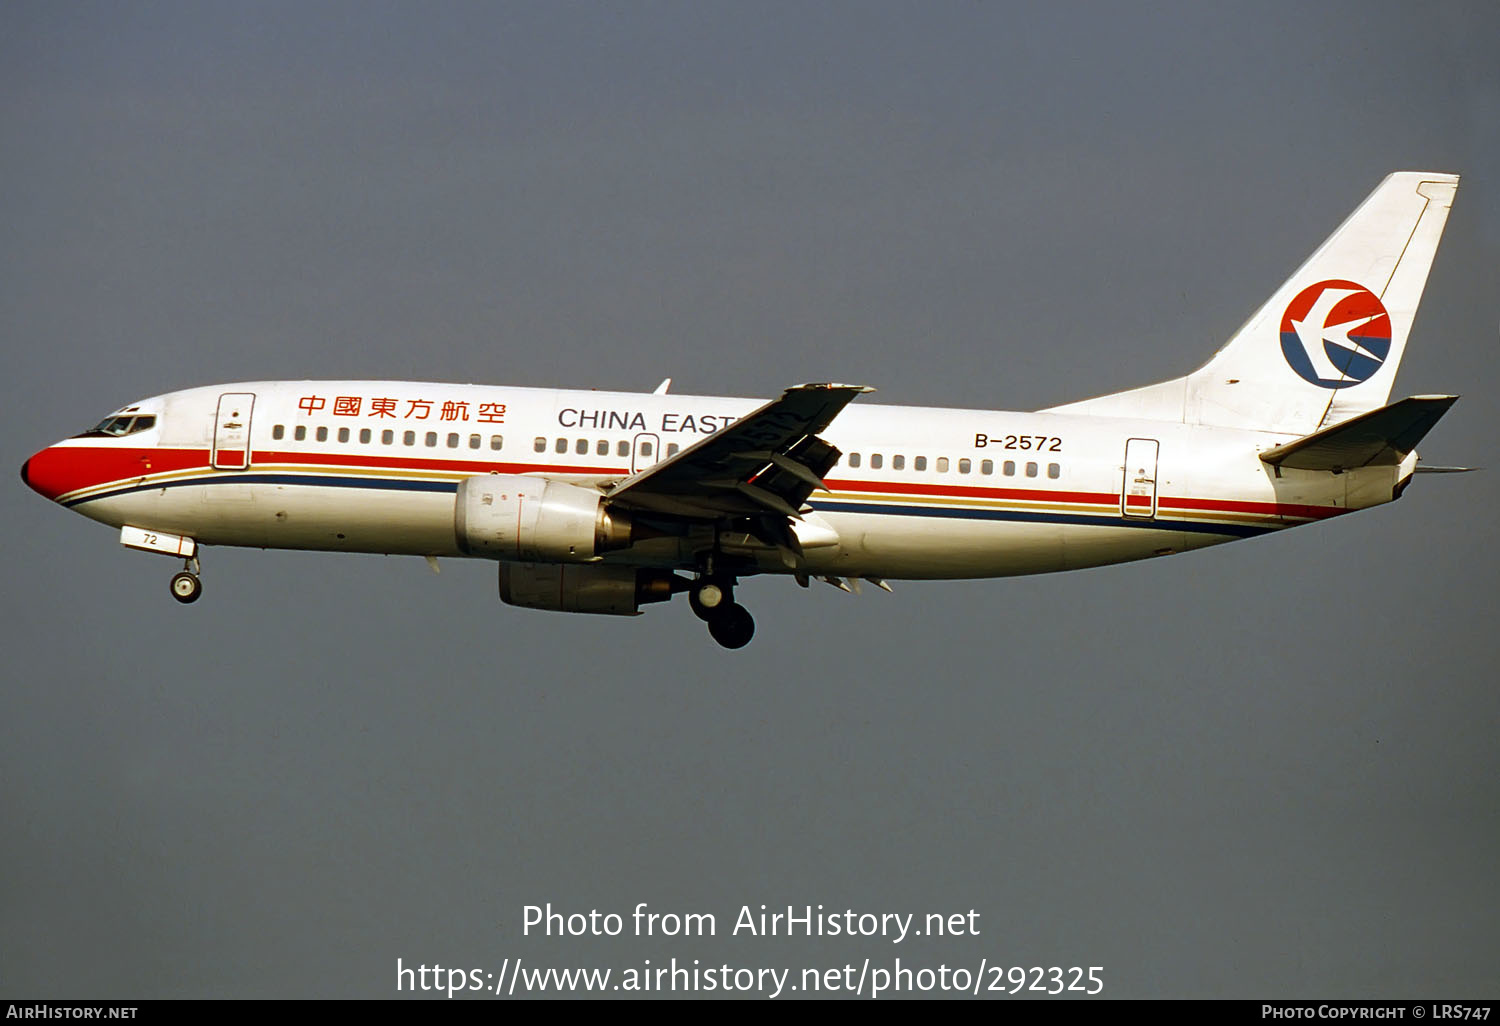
[3,1,1497,999]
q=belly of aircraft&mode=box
[78,477,1237,578]
[808,509,1210,579]
[75,481,465,556]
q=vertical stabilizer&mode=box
[1046,173,1458,434]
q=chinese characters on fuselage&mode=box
[298,395,506,423]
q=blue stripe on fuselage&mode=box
[63,472,460,507]
[66,471,1276,538]
[810,500,1274,538]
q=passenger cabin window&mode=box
[337,427,350,443]
[936,457,949,473]
[471,434,482,450]
[848,453,861,468]
[294,426,307,441]
[667,443,680,457]
[404,430,416,446]
[914,456,927,471]
[870,454,883,469]
[272,424,285,440]
[1004,460,1016,476]
[980,459,993,475]
[892,455,905,471]
[447,433,459,448]
[316,426,328,442]
[575,438,588,455]
[554,438,567,454]
[1026,461,1038,477]
[616,441,629,457]
[1048,463,1061,479]
[382,429,394,445]
[425,431,438,447]
[359,428,371,443]
[597,440,609,456]
[958,458,971,474]
[490,436,503,451]
[534,437,547,453]
[639,441,653,457]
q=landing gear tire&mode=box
[707,603,755,649]
[170,571,202,604]
[689,579,728,622]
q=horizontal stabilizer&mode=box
[1260,395,1458,471]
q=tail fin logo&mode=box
[1279,279,1391,389]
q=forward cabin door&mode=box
[1121,437,1159,518]
[211,393,256,470]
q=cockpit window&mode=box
[79,414,156,438]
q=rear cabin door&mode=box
[1121,437,1159,519]
[211,393,255,470]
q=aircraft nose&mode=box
[21,446,71,502]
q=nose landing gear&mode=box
[169,557,202,604]
[690,575,755,649]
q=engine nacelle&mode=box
[499,562,676,616]
[455,475,632,561]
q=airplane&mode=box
[21,172,1466,648]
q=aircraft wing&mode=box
[605,383,872,519]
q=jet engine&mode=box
[499,563,676,616]
[454,474,632,561]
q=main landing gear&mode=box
[169,557,202,604]
[689,575,755,649]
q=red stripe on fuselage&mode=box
[22,445,209,502]
[825,475,1339,521]
[1162,494,1342,521]
[32,444,1345,524]
[824,476,1117,507]
[254,449,626,477]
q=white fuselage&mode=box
[30,380,1405,580]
